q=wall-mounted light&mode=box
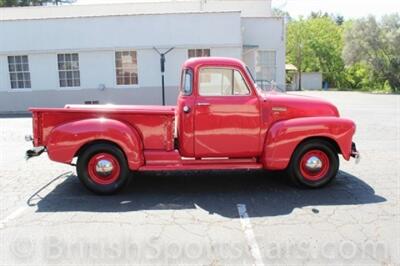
[98,84,106,91]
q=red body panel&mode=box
[46,118,144,170]
[30,105,175,169]
[28,57,357,172]
[193,95,261,157]
[261,116,355,170]
[177,96,196,156]
[31,105,175,150]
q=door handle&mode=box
[196,102,210,106]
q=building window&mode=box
[8,55,31,89]
[256,50,276,82]
[58,53,80,87]
[115,51,138,85]
[188,49,210,58]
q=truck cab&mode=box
[26,57,359,194]
[177,57,262,158]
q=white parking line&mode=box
[237,203,265,266]
[0,206,27,229]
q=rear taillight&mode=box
[32,112,42,147]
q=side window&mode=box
[199,68,250,96]
[233,70,250,95]
[181,69,192,95]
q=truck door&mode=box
[194,67,261,158]
[177,69,196,157]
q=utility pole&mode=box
[153,47,174,106]
[296,43,303,91]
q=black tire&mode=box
[77,143,130,195]
[287,140,339,188]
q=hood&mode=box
[259,91,340,123]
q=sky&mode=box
[75,0,400,19]
[272,0,400,19]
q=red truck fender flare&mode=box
[46,118,144,170]
[261,116,356,170]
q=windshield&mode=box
[246,66,285,93]
[245,65,265,93]
[246,66,255,83]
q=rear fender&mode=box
[262,117,356,170]
[46,118,144,170]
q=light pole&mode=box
[153,47,174,106]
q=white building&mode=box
[0,0,285,113]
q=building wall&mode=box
[0,55,9,91]
[201,0,272,17]
[299,72,323,90]
[0,10,285,113]
[0,12,242,52]
[241,17,285,86]
[0,12,244,112]
[0,46,243,112]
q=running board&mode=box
[140,150,263,171]
[139,163,263,171]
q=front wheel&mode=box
[288,140,339,188]
[77,143,130,195]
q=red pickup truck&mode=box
[26,57,359,194]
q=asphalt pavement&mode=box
[0,91,398,265]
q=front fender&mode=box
[262,117,356,170]
[46,118,144,170]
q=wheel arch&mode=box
[75,139,127,160]
[295,136,341,155]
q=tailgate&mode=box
[30,107,87,147]
[31,110,43,147]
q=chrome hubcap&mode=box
[305,156,323,171]
[95,159,114,176]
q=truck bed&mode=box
[30,104,176,151]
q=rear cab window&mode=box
[180,69,193,96]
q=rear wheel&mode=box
[288,140,339,188]
[77,143,130,195]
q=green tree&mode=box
[344,63,376,90]
[0,0,74,6]
[335,15,345,26]
[286,18,308,90]
[287,16,345,89]
[343,14,400,92]
[309,11,329,19]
